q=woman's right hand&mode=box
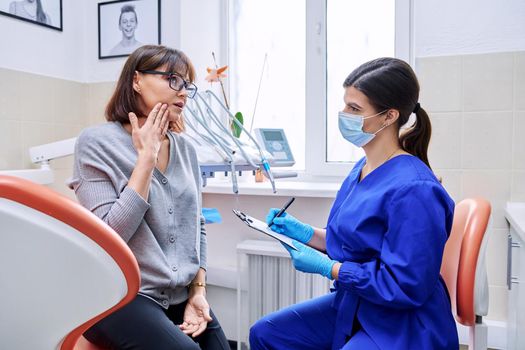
[266,209,314,244]
[128,103,170,166]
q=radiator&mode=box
[236,240,331,349]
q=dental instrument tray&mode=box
[232,209,297,250]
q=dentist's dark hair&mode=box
[343,57,432,169]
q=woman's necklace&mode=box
[362,148,401,180]
[384,148,401,164]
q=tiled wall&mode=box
[0,68,114,199]
[419,51,525,321]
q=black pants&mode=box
[84,294,230,350]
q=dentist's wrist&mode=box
[330,262,341,280]
[322,259,338,280]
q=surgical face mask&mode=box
[338,110,388,147]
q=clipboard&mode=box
[232,209,298,250]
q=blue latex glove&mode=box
[266,208,314,244]
[284,240,336,279]
[202,208,222,224]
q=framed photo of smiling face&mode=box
[98,0,160,59]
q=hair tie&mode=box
[413,102,421,113]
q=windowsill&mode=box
[202,177,341,198]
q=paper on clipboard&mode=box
[232,209,298,250]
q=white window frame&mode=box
[222,0,413,178]
[305,0,413,177]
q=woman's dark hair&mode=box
[105,45,195,133]
[343,57,432,169]
[36,0,46,23]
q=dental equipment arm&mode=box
[204,90,276,193]
[185,103,240,193]
[194,93,259,169]
[184,109,230,161]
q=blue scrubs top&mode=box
[326,155,459,350]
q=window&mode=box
[228,0,306,169]
[326,0,395,163]
[228,0,411,176]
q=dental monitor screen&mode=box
[254,128,295,167]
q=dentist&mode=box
[250,58,459,350]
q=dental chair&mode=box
[440,198,492,350]
[0,175,140,350]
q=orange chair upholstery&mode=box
[440,198,491,350]
[0,175,140,350]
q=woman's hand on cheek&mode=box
[128,102,170,166]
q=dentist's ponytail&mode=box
[399,104,432,169]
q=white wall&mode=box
[0,0,87,81]
[415,0,525,57]
[178,0,225,89]
[85,0,182,83]
[2,0,525,82]
[86,0,227,88]
[0,0,186,83]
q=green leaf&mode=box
[231,111,244,138]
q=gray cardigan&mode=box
[68,122,206,307]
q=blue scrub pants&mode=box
[250,293,379,350]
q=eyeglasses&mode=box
[138,70,198,99]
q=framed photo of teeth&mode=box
[0,0,63,31]
[98,0,161,59]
